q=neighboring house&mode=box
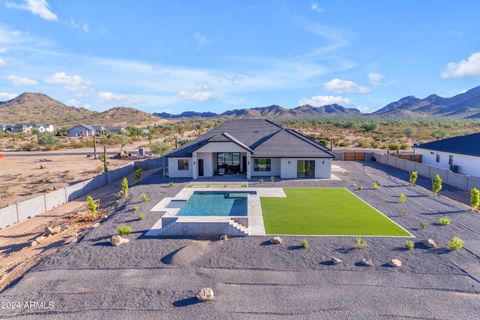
[166,119,334,180]
[415,132,480,178]
[67,125,125,137]
[94,126,125,135]
[0,124,54,133]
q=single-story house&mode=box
[67,125,125,137]
[415,132,480,178]
[165,119,334,180]
[0,124,54,133]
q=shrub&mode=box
[356,237,368,249]
[117,224,132,236]
[405,240,414,250]
[358,185,364,191]
[149,142,170,155]
[141,194,150,202]
[471,188,480,211]
[439,217,451,225]
[168,181,175,187]
[372,182,379,190]
[399,193,407,203]
[409,171,418,185]
[447,237,464,250]
[301,239,309,249]
[432,174,442,195]
[135,168,143,184]
[270,176,275,183]
[86,195,98,216]
[121,177,129,198]
[419,221,428,229]
[138,213,145,221]
[259,178,264,184]
[132,206,139,212]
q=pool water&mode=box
[177,191,254,216]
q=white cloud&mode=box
[299,95,351,106]
[310,3,324,13]
[368,72,384,86]
[0,47,7,53]
[65,98,92,109]
[0,57,5,66]
[67,18,89,32]
[7,74,38,86]
[442,52,480,79]
[193,32,210,47]
[0,92,17,100]
[97,91,142,105]
[179,87,215,102]
[5,0,58,21]
[324,78,368,94]
[46,72,92,92]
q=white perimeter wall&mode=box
[416,148,480,178]
[168,157,193,178]
[280,158,332,179]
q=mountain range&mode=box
[1,86,480,125]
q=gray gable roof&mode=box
[166,119,334,158]
[417,132,480,157]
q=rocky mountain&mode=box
[95,107,166,126]
[154,111,217,119]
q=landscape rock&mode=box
[35,236,46,243]
[196,287,214,302]
[422,239,437,248]
[111,235,129,246]
[45,225,61,235]
[359,258,374,267]
[331,257,343,265]
[93,222,100,228]
[271,237,284,245]
[219,234,228,241]
[389,258,402,267]
[30,240,38,247]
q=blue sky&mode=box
[0,0,479,114]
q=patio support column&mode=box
[192,152,198,179]
[246,153,252,179]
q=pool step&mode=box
[228,220,249,236]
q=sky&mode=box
[0,0,479,114]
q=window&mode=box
[436,154,440,163]
[448,155,454,165]
[178,159,189,171]
[254,158,271,172]
[297,160,315,178]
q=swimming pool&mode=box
[177,191,255,216]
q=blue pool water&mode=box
[177,191,255,216]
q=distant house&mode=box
[415,132,480,178]
[166,119,334,179]
[0,124,54,133]
[67,125,125,137]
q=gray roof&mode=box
[417,132,480,157]
[166,119,334,158]
[68,124,95,132]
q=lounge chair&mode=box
[218,168,225,176]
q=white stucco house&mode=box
[415,132,480,178]
[67,125,125,137]
[165,119,335,180]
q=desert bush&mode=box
[138,213,145,221]
[361,122,378,132]
[135,168,143,184]
[149,142,170,155]
[86,195,98,217]
[432,174,442,195]
[259,178,264,184]
[121,177,129,198]
[439,217,451,225]
[447,237,464,250]
[301,239,309,249]
[399,193,407,203]
[405,240,414,250]
[357,139,370,148]
[409,171,418,185]
[117,224,132,236]
[168,181,175,187]
[372,182,379,190]
[141,194,150,202]
[270,176,275,182]
[132,206,139,212]
[471,188,479,211]
[419,221,428,229]
[357,185,364,190]
[356,237,368,249]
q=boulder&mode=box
[331,257,343,265]
[271,237,284,245]
[45,225,61,236]
[35,236,46,243]
[111,235,129,246]
[219,234,228,241]
[30,240,38,247]
[93,222,100,228]
[196,287,214,302]
[359,258,374,267]
[389,258,402,267]
[422,239,437,248]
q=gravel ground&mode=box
[1,161,480,319]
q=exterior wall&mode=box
[68,126,95,137]
[196,152,214,177]
[251,158,281,177]
[168,157,193,178]
[280,158,332,179]
[416,148,480,178]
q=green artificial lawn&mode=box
[261,188,411,236]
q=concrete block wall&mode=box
[0,162,135,229]
[134,157,166,170]
[468,176,480,190]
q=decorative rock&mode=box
[111,235,129,246]
[422,239,437,248]
[45,226,61,236]
[93,222,100,228]
[196,287,214,302]
[219,234,228,241]
[359,258,374,267]
[35,236,46,243]
[331,257,343,265]
[30,240,38,247]
[271,237,284,245]
[389,258,402,267]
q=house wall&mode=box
[251,158,281,177]
[168,157,193,178]
[416,148,480,178]
[196,152,214,177]
[68,127,94,137]
[280,158,332,179]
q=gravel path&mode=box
[1,162,480,319]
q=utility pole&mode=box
[103,137,108,172]
[93,135,97,159]
[175,136,178,149]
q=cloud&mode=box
[7,74,38,86]
[5,0,58,21]
[0,47,7,53]
[67,18,89,32]
[45,72,92,92]
[368,72,384,86]
[179,87,215,101]
[0,57,5,66]
[299,95,351,106]
[97,91,142,105]
[0,92,17,100]
[324,78,368,94]
[193,32,210,46]
[310,2,324,13]
[442,52,480,79]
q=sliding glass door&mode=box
[217,152,241,174]
[297,160,315,178]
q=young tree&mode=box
[432,174,442,195]
[135,168,143,184]
[86,195,99,218]
[121,177,129,198]
[399,193,408,216]
[471,188,480,211]
[409,171,418,185]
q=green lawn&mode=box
[261,188,411,236]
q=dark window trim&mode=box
[178,159,189,171]
[253,158,272,172]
